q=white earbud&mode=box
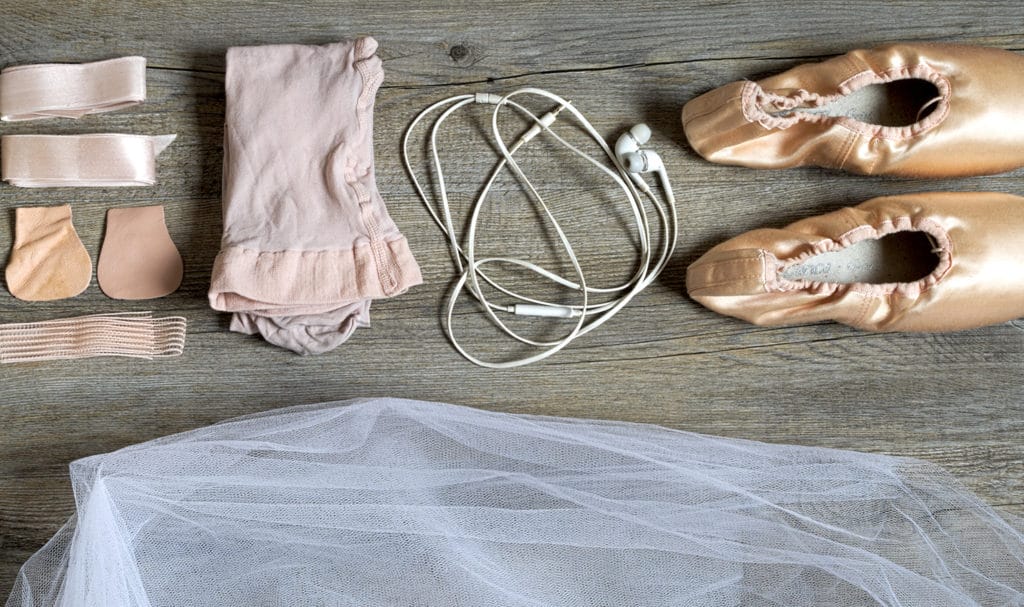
[623,149,664,173]
[614,123,652,159]
[616,124,674,203]
[615,125,653,191]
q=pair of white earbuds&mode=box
[402,88,678,368]
[615,123,674,204]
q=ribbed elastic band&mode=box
[0,312,186,363]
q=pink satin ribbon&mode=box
[1,134,176,187]
[0,56,146,121]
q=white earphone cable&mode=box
[402,87,678,368]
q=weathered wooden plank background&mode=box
[2,0,1023,596]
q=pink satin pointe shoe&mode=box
[682,43,1024,177]
[687,192,1024,331]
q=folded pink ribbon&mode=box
[0,56,146,121]
[208,37,422,355]
[1,134,176,187]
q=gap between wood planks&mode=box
[144,46,1024,88]
[132,52,866,87]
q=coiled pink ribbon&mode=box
[0,56,146,121]
[1,134,176,187]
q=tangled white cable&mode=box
[402,87,678,368]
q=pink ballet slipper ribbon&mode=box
[0,56,146,121]
[1,134,176,187]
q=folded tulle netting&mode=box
[7,398,1023,606]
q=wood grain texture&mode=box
[2,0,1024,596]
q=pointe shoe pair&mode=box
[682,44,1024,332]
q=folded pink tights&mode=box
[208,38,421,355]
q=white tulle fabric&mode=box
[7,397,1023,606]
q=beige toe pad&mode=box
[6,204,92,301]
[98,205,183,300]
